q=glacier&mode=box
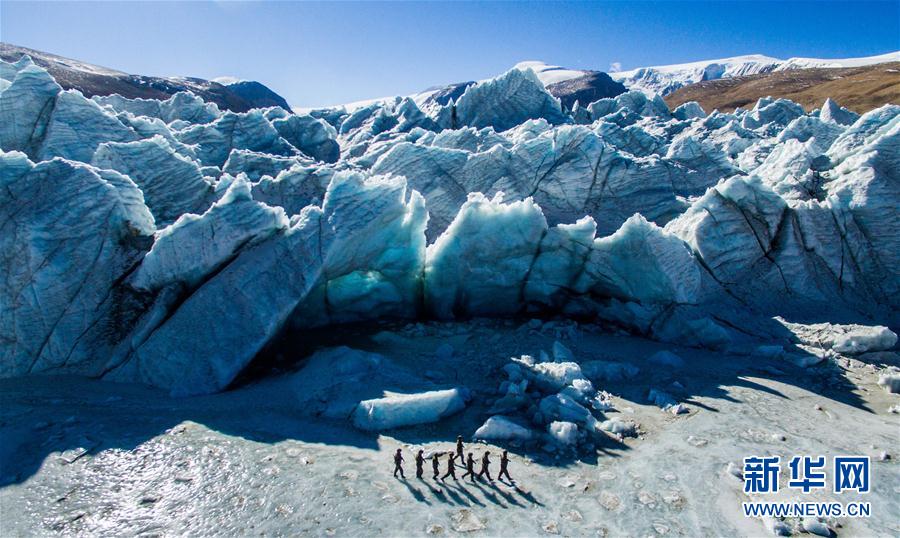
[1,55,898,397]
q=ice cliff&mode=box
[2,56,897,395]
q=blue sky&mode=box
[2,1,898,107]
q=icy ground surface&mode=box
[2,320,897,537]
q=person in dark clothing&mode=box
[460,452,476,482]
[432,452,441,479]
[415,450,425,479]
[478,451,493,482]
[393,448,405,479]
[498,449,512,482]
[456,435,465,463]
[441,452,458,481]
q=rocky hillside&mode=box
[665,62,900,113]
[0,43,291,113]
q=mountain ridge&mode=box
[0,42,292,113]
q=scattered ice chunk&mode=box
[450,509,486,533]
[599,417,637,437]
[560,378,595,403]
[763,517,792,536]
[725,461,743,480]
[525,360,586,392]
[591,391,615,411]
[351,388,468,431]
[801,518,831,537]
[777,320,898,355]
[833,326,898,354]
[648,389,689,414]
[539,393,595,426]
[548,421,579,445]
[877,370,900,394]
[473,415,534,441]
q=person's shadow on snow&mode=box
[400,479,432,505]
[419,479,452,504]
[492,485,524,507]
[470,479,507,508]
[438,483,467,505]
[513,486,544,506]
[478,487,505,507]
[445,480,486,507]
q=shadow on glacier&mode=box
[0,315,876,488]
[0,372,386,488]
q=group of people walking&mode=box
[393,435,513,484]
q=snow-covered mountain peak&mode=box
[611,50,900,96]
[513,60,592,86]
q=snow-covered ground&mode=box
[1,319,898,536]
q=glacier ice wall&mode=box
[2,57,898,395]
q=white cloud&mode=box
[608,61,622,73]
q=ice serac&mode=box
[673,101,706,121]
[251,164,334,216]
[175,109,297,167]
[455,67,568,131]
[742,97,805,133]
[819,98,859,126]
[824,105,900,308]
[266,108,341,163]
[222,148,306,181]
[94,91,221,125]
[92,136,214,226]
[371,122,695,239]
[110,207,326,396]
[0,152,154,378]
[130,175,288,292]
[523,216,597,310]
[667,175,788,294]
[425,193,547,318]
[0,58,62,158]
[38,90,139,163]
[585,214,701,305]
[113,173,426,395]
[291,172,427,326]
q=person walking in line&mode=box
[461,452,476,483]
[498,449,512,482]
[441,452,458,481]
[456,435,465,463]
[478,451,493,482]
[393,448,405,479]
[415,449,425,479]
[432,452,441,479]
